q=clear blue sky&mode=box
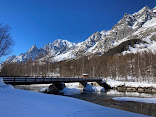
[0,0,155,60]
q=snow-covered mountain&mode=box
[6,39,75,63]
[43,39,75,55]
[6,6,156,63]
[6,45,46,62]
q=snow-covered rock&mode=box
[84,84,105,92]
[39,87,49,92]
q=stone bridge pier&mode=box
[79,81,87,88]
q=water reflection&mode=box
[70,90,156,116]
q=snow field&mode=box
[0,77,149,117]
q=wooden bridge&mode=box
[2,76,102,85]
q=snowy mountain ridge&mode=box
[6,6,156,63]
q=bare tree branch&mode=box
[0,23,14,58]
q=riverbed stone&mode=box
[152,88,156,93]
[137,87,145,93]
[117,86,127,92]
[48,84,59,94]
[144,88,152,93]
[126,87,136,92]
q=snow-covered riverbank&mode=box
[113,97,156,104]
[0,78,150,117]
[103,79,156,88]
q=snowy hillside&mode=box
[6,6,156,63]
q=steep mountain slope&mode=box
[90,6,156,54]
[6,45,46,62]
[6,6,156,63]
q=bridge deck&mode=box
[2,77,102,85]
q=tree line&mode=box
[1,51,156,82]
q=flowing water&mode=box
[70,90,156,116]
[14,85,156,116]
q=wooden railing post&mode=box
[43,77,44,82]
[14,77,15,85]
[25,77,27,83]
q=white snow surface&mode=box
[39,87,49,92]
[52,50,76,62]
[103,79,156,88]
[65,82,80,88]
[0,78,149,117]
[84,84,105,92]
[113,97,156,104]
[0,78,14,90]
[153,6,156,13]
[0,78,5,85]
[142,17,156,28]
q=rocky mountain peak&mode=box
[6,55,16,63]
[86,32,101,42]
[112,6,156,32]
[137,6,151,14]
[80,32,101,49]
[43,39,72,52]
[28,44,38,53]
[53,39,74,48]
[152,6,156,13]
[134,6,155,22]
[100,30,110,39]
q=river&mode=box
[14,85,156,116]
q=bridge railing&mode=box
[2,76,102,85]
